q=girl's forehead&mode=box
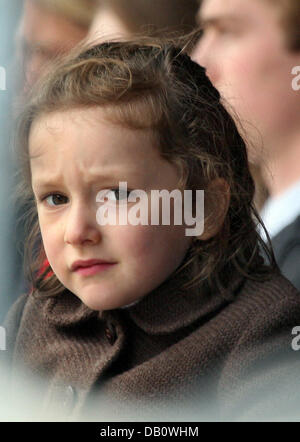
[29,107,154,156]
[30,108,104,140]
[28,107,180,187]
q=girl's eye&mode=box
[107,189,131,201]
[44,194,68,206]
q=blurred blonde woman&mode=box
[17,0,99,87]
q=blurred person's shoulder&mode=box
[3,292,31,326]
[2,293,30,357]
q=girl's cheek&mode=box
[112,223,187,260]
[110,224,156,256]
[39,221,62,252]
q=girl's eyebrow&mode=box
[32,175,115,189]
[31,169,145,189]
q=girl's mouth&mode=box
[75,263,116,276]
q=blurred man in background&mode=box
[192,0,300,290]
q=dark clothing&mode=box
[2,272,300,421]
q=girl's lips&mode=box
[75,263,116,276]
[71,259,116,271]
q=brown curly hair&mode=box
[14,38,277,300]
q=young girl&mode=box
[3,39,300,421]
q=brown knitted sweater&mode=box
[2,272,300,421]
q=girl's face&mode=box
[29,107,192,311]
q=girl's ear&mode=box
[197,178,230,241]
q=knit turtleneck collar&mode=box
[42,290,98,328]
[41,264,245,335]
[126,270,245,334]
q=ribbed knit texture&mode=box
[2,272,300,421]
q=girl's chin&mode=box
[76,290,134,311]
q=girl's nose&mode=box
[64,201,102,246]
